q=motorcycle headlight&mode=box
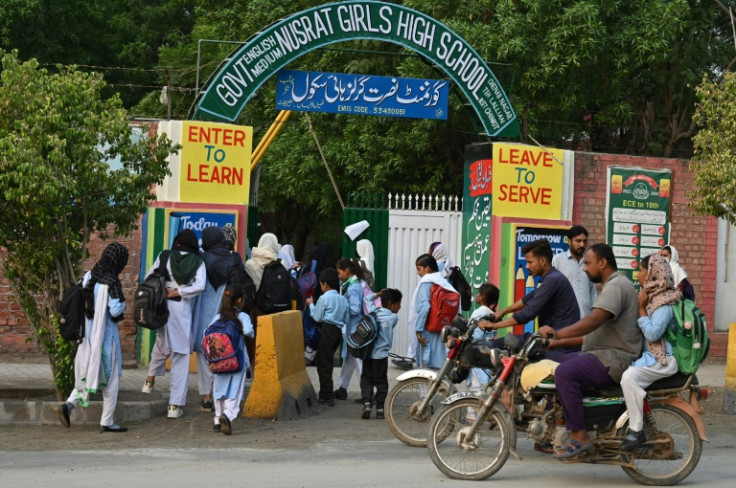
[477,345,509,368]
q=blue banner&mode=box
[169,211,237,249]
[276,69,449,120]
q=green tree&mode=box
[0,0,196,108]
[691,70,736,225]
[0,50,178,399]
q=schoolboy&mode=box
[306,268,350,406]
[360,288,403,420]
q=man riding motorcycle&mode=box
[540,243,643,459]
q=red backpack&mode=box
[425,284,460,333]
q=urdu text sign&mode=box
[180,121,253,204]
[196,0,515,136]
[276,69,448,120]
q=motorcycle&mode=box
[385,314,495,447]
[426,333,707,485]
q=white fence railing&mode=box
[385,193,463,358]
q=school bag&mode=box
[297,260,318,302]
[58,279,93,341]
[228,256,256,313]
[255,259,292,314]
[447,266,472,312]
[361,280,381,315]
[201,318,244,374]
[346,311,380,361]
[134,251,170,330]
[664,299,710,375]
[425,284,461,333]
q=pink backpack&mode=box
[361,280,381,314]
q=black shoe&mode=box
[621,428,646,451]
[200,400,214,412]
[361,403,372,419]
[318,398,335,407]
[100,424,127,433]
[375,409,385,420]
[58,402,71,428]
[334,387,348,400]
[220,415,232,435]
[213,424,221,432]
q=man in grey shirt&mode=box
[540,243,642,459]
[552,226,597,317]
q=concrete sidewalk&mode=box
[0,359,729,425]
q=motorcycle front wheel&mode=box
[620,404,702,486]
[385,377,452,447]
[427,397,512,480]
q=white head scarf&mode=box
[356,239,375,274]
[245,233,281,288]
[278,244,297,271]
[430,242,454,278]
[663,245,688,285]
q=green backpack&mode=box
[664,299,710,375]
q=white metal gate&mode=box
[384,193,463,357]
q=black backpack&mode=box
[346,312,380,360]
[255,259,292,314]
[58,280,89,341]
[134,251,171,330]
[447,266,472,312]
[227,254,256,314]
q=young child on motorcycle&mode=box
[619,253,682,450]
[463,283,499,423]
[468,283,499,395]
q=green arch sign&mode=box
[196,0,516,136]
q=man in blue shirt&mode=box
[480,239,580,358]
[552,226,597,317]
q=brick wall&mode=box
[573,152,726,359]
[0,222,143,363]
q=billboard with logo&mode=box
[605,167,671,287]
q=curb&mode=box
[0,393,168,426]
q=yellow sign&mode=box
[180,121,253,204]
[492,143,564,219]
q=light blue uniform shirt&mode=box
[83,272,125,380]
[309,289,349,330]
[363,294,398,359]
[631,306,675,368]
[552,250,597,317]
[415,281,447,369]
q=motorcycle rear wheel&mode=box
[385,377,452,447]
[427,397,512,480]
[620,404,702,486]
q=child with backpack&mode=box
[410,253,460,369]
[359,288,403,419]
[334,258,369,401]
[206,283,254,435]
[468,283,500,395]
[306,268,350,406]
[619,253,682,451]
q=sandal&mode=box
[553,439,594,459]
[534,440,554,454]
